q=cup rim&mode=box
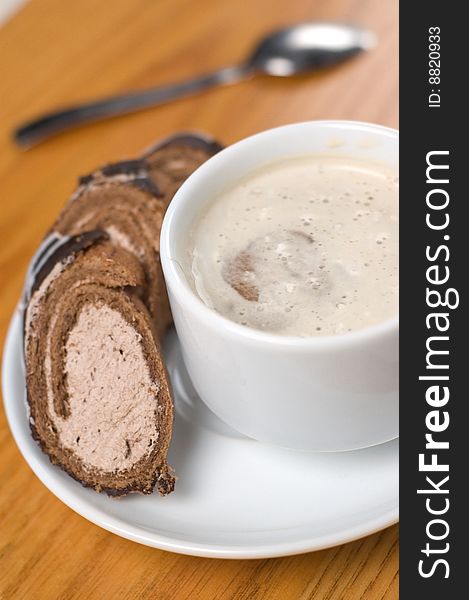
[161,120,399,349]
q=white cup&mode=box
[160,121,398,451]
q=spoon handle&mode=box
[14,65,249,147]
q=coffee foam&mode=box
[187,154,399,337]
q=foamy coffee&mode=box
[186,155,398,336]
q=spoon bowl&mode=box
[248,23,376,76]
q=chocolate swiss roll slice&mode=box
[142,133,223,194]
[24,231,174,496]
[52,133,222,336]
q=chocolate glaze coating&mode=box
[30,231,108,299]
[141,132,224,161]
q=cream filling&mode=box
[25,261,68,343]
[46,304,159,472]
[106,225,144,259]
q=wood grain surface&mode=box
[0,0,398,598]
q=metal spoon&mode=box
[14,22,376,147]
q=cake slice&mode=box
[52,133,222,336]
[23,231,174,496]
[142,133,223,196]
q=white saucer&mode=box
[2,310,398,559]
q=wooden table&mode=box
[0,0,398,598]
